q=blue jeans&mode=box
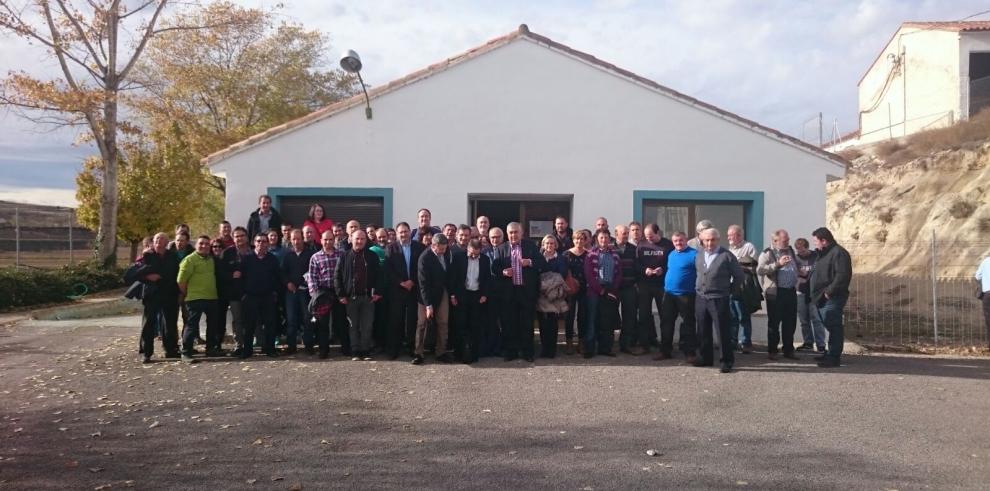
[285,289,311,348]
[798,292,826,348]
[729,298,752,347]
[817,294,847,361]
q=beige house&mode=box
[831,21,990,150]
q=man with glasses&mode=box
[220,227,252,357]
[493,222,547,362]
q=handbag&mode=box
[563,272,580,297]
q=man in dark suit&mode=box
[492,222,547,362]
[414,234,452,365]
[449,239,493,363]
[138,232,181,362]
[385,222,426,359]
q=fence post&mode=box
[931,230,938,352]
[14,207,20,270]
[69,209,74,265]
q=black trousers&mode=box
[695,295,734,366]
[501,286,535,358]
[482,296,503,357]
[314,312,332,355]
[637,282,664,347]
[767,287,798,354]
[183,299,218,354]
[140,294,179,356]
[242,293,277,354]
[455,290,486,361]
[659,293,697,356]
[538,312,563,357]
[373,292,389,351]
[388,288,418,357]
[331,301,351,355]
[617,285,639,349]
[212,299,229,351]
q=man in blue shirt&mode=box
[656,231,698,363]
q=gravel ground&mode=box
[1,314,988,490]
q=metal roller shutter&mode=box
[278,196,385,229]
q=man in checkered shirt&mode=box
[308,230,341,359]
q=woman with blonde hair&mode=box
[537,235,569,358]
[562,229,591,354]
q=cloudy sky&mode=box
[0,0,986,206]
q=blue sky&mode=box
[0,0,986,206]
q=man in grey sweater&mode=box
[695,228,745,373]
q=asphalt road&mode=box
[1,314,988,490]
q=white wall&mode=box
[858,28,960,145]
[213,38,843,247]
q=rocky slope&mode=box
[827,143,990,276]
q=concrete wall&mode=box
[858,28,960,145]
[212,38,843,248]
[959,31,990,119]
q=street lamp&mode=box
[340,49,372,120]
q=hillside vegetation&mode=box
[828,114,990,276]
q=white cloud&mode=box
[3,0,990,192]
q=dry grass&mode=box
[878,208,896,224]
[837,147,864,161]
[948,200,977,219]
[871,108,990,165]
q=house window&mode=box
[970,52,990,116]
[642,200,746,237]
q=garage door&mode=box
[278,196,385,229]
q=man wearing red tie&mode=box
[492,222,547,362]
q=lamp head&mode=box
[340,49,363,73]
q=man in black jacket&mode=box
[636,224,674,354]
[220,227,252,357]
[414,234,451,365]
[809,227,852,368]
[334,229,382,359]
[492,222,547,362]
[138,232,181,362]
[385,222,425,359]
[239,233,283,357]
[282,229,315,354]
[449,239,493,363]
[246,194,283,244]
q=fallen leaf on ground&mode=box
[148,421,160,429]
[289,483,303,491]
[246,479,257,484]
[271,476,284,481]
[88,467,104,473]
[573,446,584,450]
[252,438,264,445]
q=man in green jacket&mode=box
[178,235,220,361]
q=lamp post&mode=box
[340,49,372,120]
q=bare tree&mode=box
[0,0,232,268]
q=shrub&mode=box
[837,147,863,161]
[0,261,123,310]
[878,208,896,224]
[948,200,976,219]
[874,229,888,242]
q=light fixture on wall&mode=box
[340,49,372,120]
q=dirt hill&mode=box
[827,143,990,276]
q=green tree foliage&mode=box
[131,1,358,192]
[76,124,207,258]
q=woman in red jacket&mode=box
[303,204,334,237]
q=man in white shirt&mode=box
[450,239,493,363]
[976,255,990,349]
[727,224,758,352]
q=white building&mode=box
[206,25,846,250]
[832,21,990,150]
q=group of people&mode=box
[130,194,853,373]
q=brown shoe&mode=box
[767,353,779,361]
[653,352,671,361]
[564,339,575,355]
[684,355,697,365]
[741,345,752,354]
[576,342,583,355]
[629,346,647,356]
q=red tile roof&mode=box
[902,21,990,32]
[204,25,847,169]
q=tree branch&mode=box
[54,0,107,74]
[116,0,167,83]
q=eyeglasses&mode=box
[211,244,223,249]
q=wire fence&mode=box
[0,202,132,269]
[841,237,989,350]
